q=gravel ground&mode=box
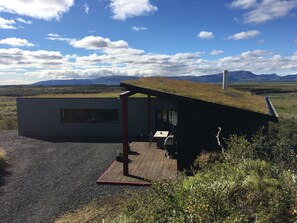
[0,131,137,223]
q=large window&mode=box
[61,109,118,123]
[156,109,178,131]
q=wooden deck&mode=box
[97,142,177,185]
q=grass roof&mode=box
[122,77,268,115]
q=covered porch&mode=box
[97,141,177,185]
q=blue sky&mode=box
[0,0,297,84]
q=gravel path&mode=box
[0,131,136,223]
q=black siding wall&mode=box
[176,101,268,170]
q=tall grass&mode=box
[0,148,9,173]
[0,96,17,131]
[269,93,297,148]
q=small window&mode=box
[61,109,118,123]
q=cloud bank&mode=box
[230,0,297,23]
[1,35,297,84]
[0,38,34,47]
[0,0,74,20]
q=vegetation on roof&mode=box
[123,77,268,114]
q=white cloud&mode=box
[84,3,89,14]
[131,26,147,31]
[230,0,257,9]
[230,0,297,23]
[295,38,297,43]
[227,30,260,40]
[16,18,32,24]
[46,33,72,43]
[0,48,67,72]
[48,35,129,50]
[47,33,60,38]
[211,50,224,55]
[109,0,158,20]
[258,39,265,44]
[0,0,74,20]
[197,31,214,40]
[0,37,34,47]
[0,16,16,29]
[72,36,129,50]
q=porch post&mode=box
[147,95,151,134]
[121,94,129,176]
[120,91,135,176]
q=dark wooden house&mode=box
[120,77,278,171]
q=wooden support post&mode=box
[121,94,129,176]
[119,91,135,176]
[147,95,151,134]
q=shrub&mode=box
[113,160,297,223]
[192,150,221,170]
[112,132,297,223]
[222,131,297,172]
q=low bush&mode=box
[223,131,296,172]
[112,132,297,223]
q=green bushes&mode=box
[112,132,297,223]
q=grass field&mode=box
[231,82,297,148]
[269,92,297,147]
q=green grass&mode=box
[54,191,138,223]
[268,93,297,148]
[0,85,124,97]
[123,77,268,115]
[231,82,297,148]
[0,96,17,131]
[0,148,9,174]
[231,82,297,94]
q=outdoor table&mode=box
[154,131,169,149]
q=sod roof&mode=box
[121,77,270,115]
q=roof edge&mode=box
[265,97,279,122]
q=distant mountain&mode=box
[173,71,297,83]
[32,75,139,86]
[32,71,297,86]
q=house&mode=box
[17,76,278,170]
[119,77,278,171]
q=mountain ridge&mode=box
[32,71,297,86]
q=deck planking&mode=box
[97,141,177,185]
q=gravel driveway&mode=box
[0,131,135,223]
